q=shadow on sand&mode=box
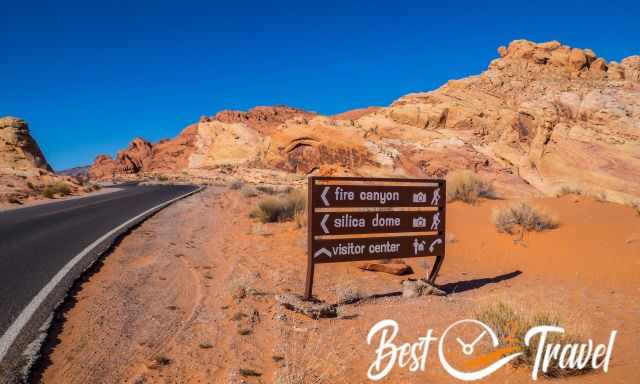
[438,270,522,295]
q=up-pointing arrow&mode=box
[321,186,330,206]
[320,214,330,234]
[313,248,332,259]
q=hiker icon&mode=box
[430,212,440,230]
[431,188,441,206]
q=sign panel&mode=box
[311,183,444,208]
[311,210,442,236]
[305,176,447,299]
[312,234,444,264]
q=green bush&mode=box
[250,190,306,223]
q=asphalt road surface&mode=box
[0,184,201,378]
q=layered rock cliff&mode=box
[1,117,81,205]
[89,40,640,202]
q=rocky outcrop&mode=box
[88,124,199,179]
[1,117,81,205]
[212,106,316,134]
[89,40,640,203]
[1,117,52,174]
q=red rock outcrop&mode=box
[88,124,199,179]
[1,116,82,205]
[1,117,52,173]
[89,40,640,203]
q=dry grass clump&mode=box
[336,287,364,305]
[82,182,101,193]
[42,182,72,198]
[476,303,590,378]
[492,201,558,234]
[555,185,608,202]
[274,318,354,384]
[240,184,258,198]
[250,190,306,223]
[446,170,495,203]
[256,184,294,195]
[555,185,585,197]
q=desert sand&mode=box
[33,187,640,383]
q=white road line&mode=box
[0,185,204,362]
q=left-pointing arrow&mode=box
[313,248,332,259]
[321,186,330,206]
[320,214,330,234]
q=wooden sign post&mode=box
[305,176,446,300]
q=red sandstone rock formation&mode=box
[88,40,640,203]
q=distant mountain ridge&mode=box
[57,165,91,178]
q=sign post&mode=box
[304,176,446,300]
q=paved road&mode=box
[0,184,201,377]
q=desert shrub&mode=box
[250,190,306,223]
[492,201,558,234]
[240,184,258,198]
[594,191,607,202]
[555,185,585,197]
[42,182,71,198]
[275,317,352,384]
[42,188,55,198]
[446,170,494,203]
[336,287,364,305]
[26,181,35,190]
[294,210,306,229]
[256,184,293,195]
[476,303,590,378]
[256,184,276,194]
[229,179,244,190]
[157,175,169,182]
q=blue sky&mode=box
[2,0,638,170]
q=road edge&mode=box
[0,185,205,383]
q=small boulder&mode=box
[402,279,446,298]
[359,262,413,275]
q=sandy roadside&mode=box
[0,186,122,212]
[32,188,640,383]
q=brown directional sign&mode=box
[311,211,443,236]
[312,183,444,208]
[312,234,444,264]
[305,176,447,299]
